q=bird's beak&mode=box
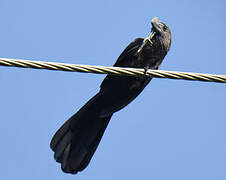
[136,17,161,54]
[136,17,159,54]
[146,17,160,44]
[151,17,163,35]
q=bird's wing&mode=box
[100,38,143,90]
[113,38,143,67]
[97,38,152,117]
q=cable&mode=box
[0,58,225,83]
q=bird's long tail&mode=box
[50,93,112,174]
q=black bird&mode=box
[50,17,171,174]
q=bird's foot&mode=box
[143,66,150,77]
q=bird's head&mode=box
[150,17,171,52]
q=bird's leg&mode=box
[143,65,150,77]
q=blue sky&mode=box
[0,0,226,179]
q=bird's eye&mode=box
[163,25,167,31]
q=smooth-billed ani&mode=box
[50,17,171,174]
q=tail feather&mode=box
[50,93,113,174]
[73,115,112,172]
[50,119,71,152]
[54,130,72,162]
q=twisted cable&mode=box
[0,58,225,83]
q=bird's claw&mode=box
[143,66,150,77]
